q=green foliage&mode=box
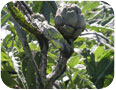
[67,56,81,68]
[1,71,17,87]
[1,1,114,89]
[1,13,10,27]
[22,55,37,88]
[32,1,57,23]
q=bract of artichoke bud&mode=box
[55,4,86,40]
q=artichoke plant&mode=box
[55,4,86,42]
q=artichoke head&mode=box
[55,4,86,40]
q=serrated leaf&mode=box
[11,48,28,88]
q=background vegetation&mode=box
[1,1,114,89]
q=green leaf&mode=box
[40,2,51,23]
[86,24,114,37]
[47,1,57,17]
[32,1,43,13]
[22,59,36,88]
[104,74,114,88]
[72,69,96,89]
[68,56,80,68]
[1,52,15,72]
[15,35,22,49]
[50,18,55,26]
[1,13,10,26]
[81,1,100,15]
[47,63,54,74]
[1,52,9,61]
[32,1,52,22]
[47,52,57,64]
[1,7,7,17]
[84,52,96,77]
[101,16,114,26]
[11,48,28,89]
[48,52,57,60]
[1,71,17,88]
[94,50,114,88]
[8,21,17,35]
[97,50,114,76]
[29,42,40,51]
[2,34,14,51]
[74,37,86,48]
[94,46,105,61]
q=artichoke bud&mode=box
[65,10,78,28]
[61,7,67,17]
[67,7,72,11]
[78,15,86,29]
[71,4,81,14]
[55,4,86,40]
[59,25,75,38]
[55,15,64,28]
